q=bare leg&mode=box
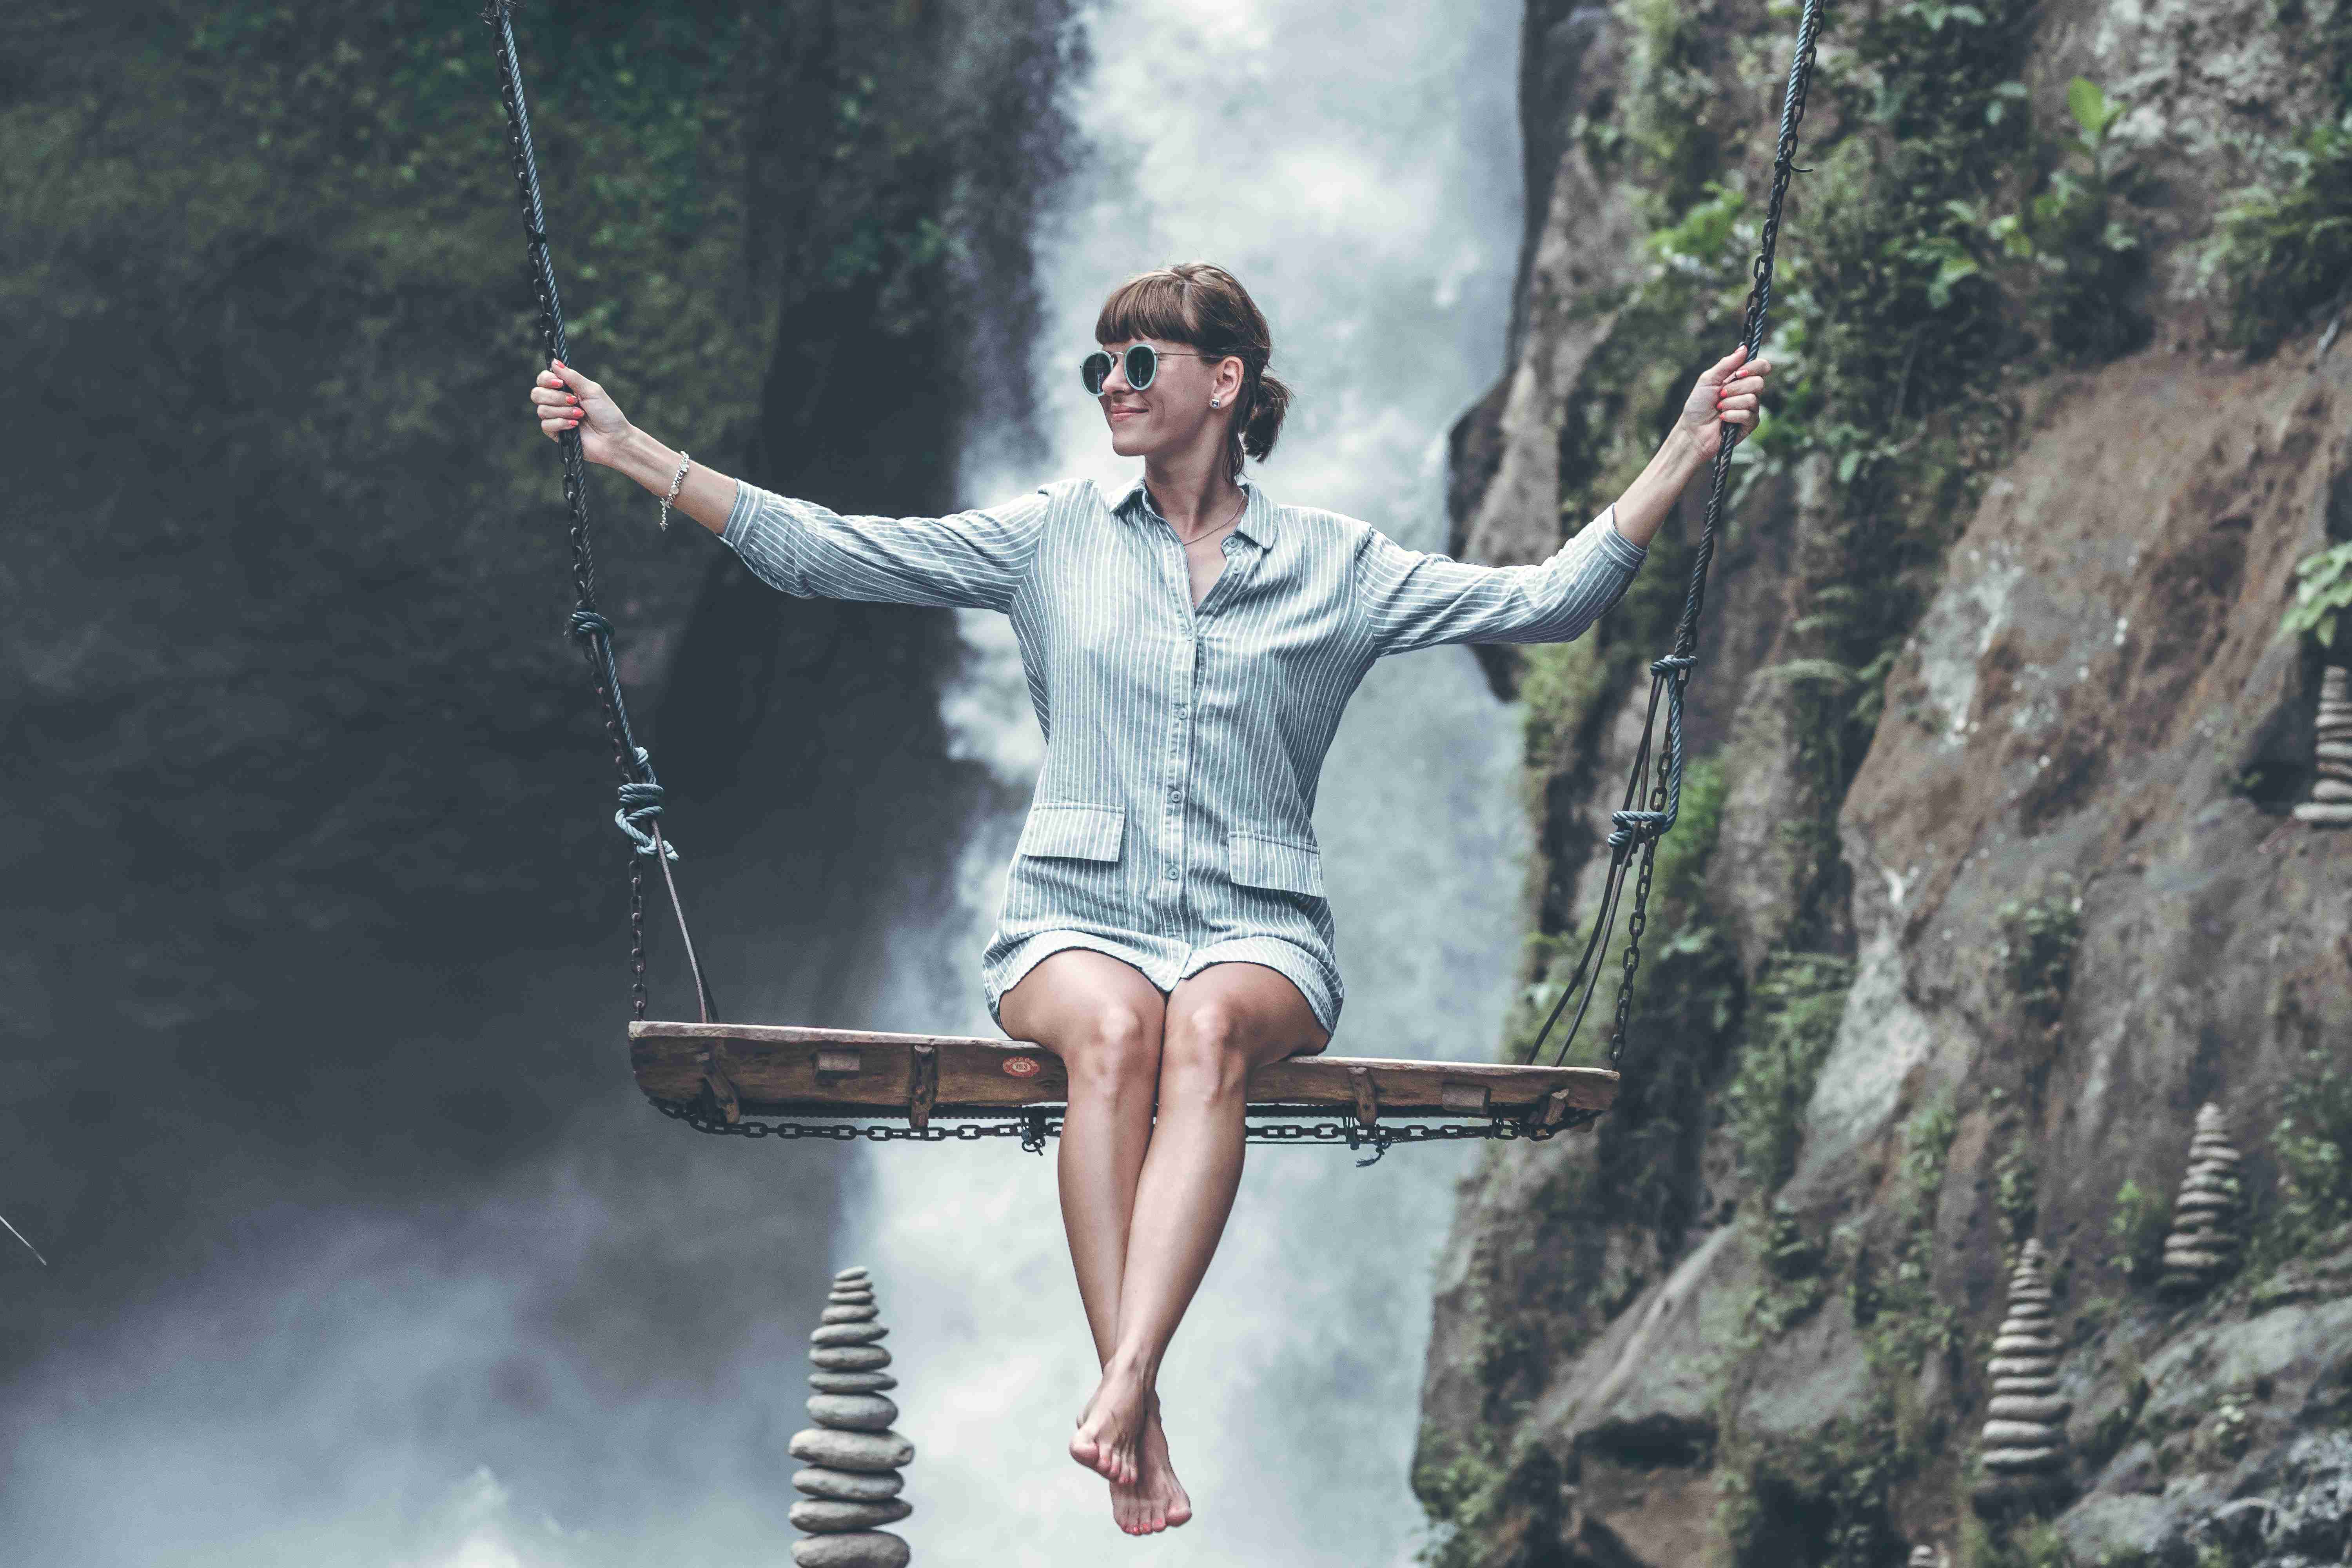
[999,949,1165,1378]
[1069,961,1328,1526]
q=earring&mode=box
[1210,396,1221,408]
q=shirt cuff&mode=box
[719,477,765,551]
[1596,503,1648,568]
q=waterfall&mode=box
[842,0,1530,1558]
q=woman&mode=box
[526,262,1768,1536]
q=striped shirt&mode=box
[719,472,1646,1036]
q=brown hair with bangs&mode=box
[1094,262,1292,473]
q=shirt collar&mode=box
[1118,473,1278,547]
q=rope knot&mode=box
[568,609,613,641]
[1608,807,1674,851]
[1650,653,1697,679]
[614,746,678,859]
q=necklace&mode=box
[1181,491,1247,550]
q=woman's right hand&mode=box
[529,359,631,468]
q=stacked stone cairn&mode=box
[1972,1238,2072,1514]
[1907,1546,1946,1568]
[2159,1102,2243,1297]
[2294,664,2352,825]
[788,1267,914,1567]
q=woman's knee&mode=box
[1159,1002,1254,1103]
[1062,1003,1161,1099]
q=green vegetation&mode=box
[1994,1131,2040,1252]
[2203,109,2352,353]
[2281,541,2352,649]
[1724,953,1855,1198]
[1996,878,2083,1029]
[1853,1093,1964,1371]
[1411,1426,1564,1568]
[2108,1176,2169,1283]
[2251,1046,2352,1270]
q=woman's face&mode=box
[1095,336,1244,461]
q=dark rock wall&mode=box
[1418,0,2352,1562]
[0,1,1070,1550]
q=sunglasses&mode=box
[1081,343,1221,396]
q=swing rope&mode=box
[1519,0,1824,1080]
[481,0,715,1027]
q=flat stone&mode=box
[789,1428,915,1472]
[1993,1334,2062,1356]
[2183,1171,2239,1194]
[2163,1250,2229,1270]
[835,1267,871,1281]
[794,1466,905,1502]
[1989,1357,2060,1379]
[2293,802,2352,824]
[809,1371,898,1394]
[1981,1446,2067,1472]
[2316,760,2352,779]
[2314,781,2352,802]
[1989,1394,2074,1421]
[1994,1375,2064,1396]
[792,1532,909,1568]
[812,1323,890,1347]
[806,1392,900,1431]
[2174,1191,2234,1212]
[811,1345,893,1371]
[2188,1142,2241,1162]
[1982,1419,2066,1446]
[821,1305,881,1325]
[790,1498,913,1532]
[2318,742,2352,761]
[2004,1287,2054,1303]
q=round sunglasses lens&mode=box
[1081,350,1114,395]
[1125,344,1157,390]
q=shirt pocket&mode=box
[1018,801,1126,862]
[1227,829,1325,898]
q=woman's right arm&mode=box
[530,359,1045,613]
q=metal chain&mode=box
[1523,0,1825,1074]
[652,1098,1601,1167]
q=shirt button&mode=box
[1165,866,1179,881]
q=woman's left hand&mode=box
[1676,343,1772,462]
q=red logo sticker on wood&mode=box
[1002,1055,1041,1078]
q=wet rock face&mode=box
[1416,0,2352,1554]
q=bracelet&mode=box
[659,450,691,532]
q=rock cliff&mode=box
[1418,0,2352,1562]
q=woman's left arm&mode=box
[1608,343,1770,550]
[1354,346,1768,655]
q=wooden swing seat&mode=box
[630,1021,1617,1131]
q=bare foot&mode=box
[1069,1357,1151,1485]
[1111,1399,1193,1535]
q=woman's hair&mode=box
[1094,262,1291,471]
